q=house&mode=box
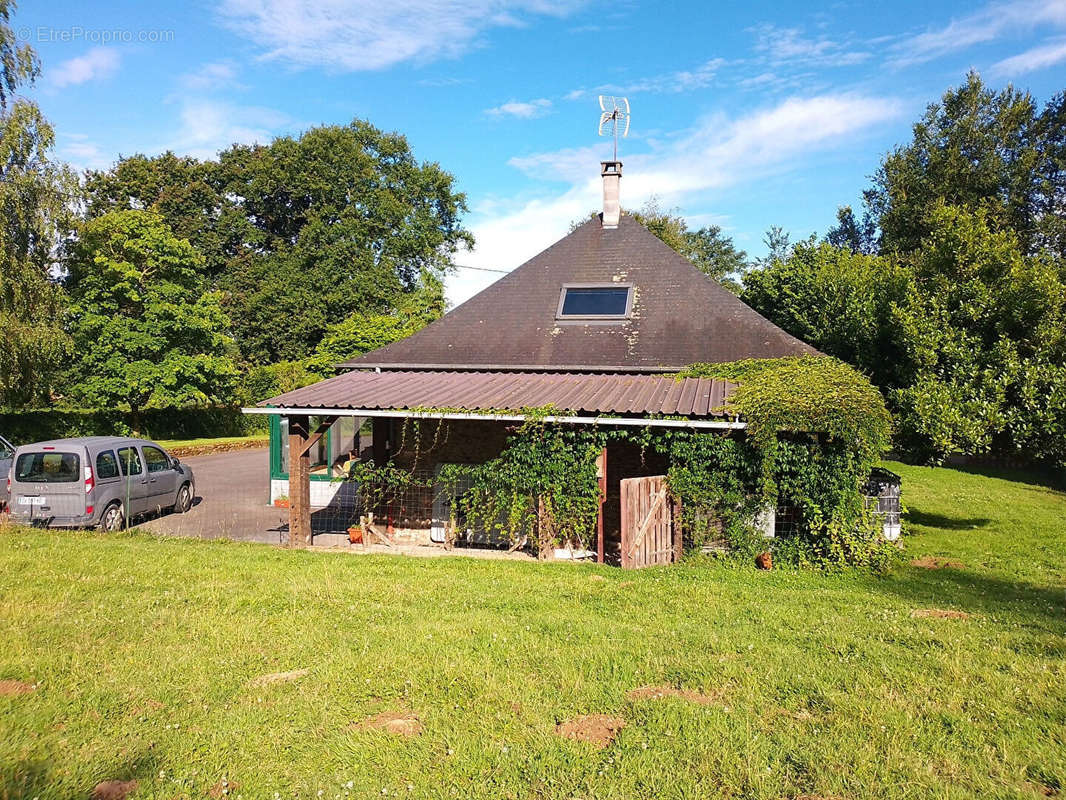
[246,161,819,562]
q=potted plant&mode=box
[274,495,289,509]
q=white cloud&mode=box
[58,133,112,171]
[508,144,601,181]
[570,57,726,99]
[991,39,1066,75]
[485,98,552,118]
[51,47,121,88]
[216,0,586,71]
[179,61,241,91]
[889,0,1066,67]
[168,99,293,159]
[448,92,902,305]
[751,24,870,67]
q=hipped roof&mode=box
[343,214,816,372]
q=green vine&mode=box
[345,357,897,568]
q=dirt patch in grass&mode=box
[555,714,626,747]
[1025,784,1060,798]
[626,685,725,705]
[130,698,164,716]
[0,679,35,696]
[208,779,238,798]
[911,608,973,619]
[91,779,138,800]
[351,709,422,737]
[911,556,964,569]
[248,668,309,687]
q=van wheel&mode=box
[175,483,192,513]
[100,503,125,532]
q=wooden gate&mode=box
[620,475,680,568]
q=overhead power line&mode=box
[452,263,509,274]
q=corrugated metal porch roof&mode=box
[259,370,736,418]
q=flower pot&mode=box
[348,526,363,544]
[274,498,289,508]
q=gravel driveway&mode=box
[139,447,292,544]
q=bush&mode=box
[0,407,264,446]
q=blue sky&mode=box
[17,0,1066,304]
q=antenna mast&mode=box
[598,95,630,160]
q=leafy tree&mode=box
[85,152,240,279]
[825,205,878,255]
[64,211,239,414]
[755,225,793,267]
[86,121,473,363]
[305,279,446,375]
[866,72,1066,256]
[891,203,1066,463]
[744,204,1066,466]
[631,198,748,291]
[742,241,911,392]
[0,0,75,407]
[0,0,36,108]
[238,361,320,406]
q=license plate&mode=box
[18,496,46,506]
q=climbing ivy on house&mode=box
[671,356,894,567]
[346,356,897,568]
[438,410,608,558]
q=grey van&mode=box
[7,437,195,531]
[0,434,14,509]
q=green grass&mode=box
[154,434,269,451]
[1,462,1063,799]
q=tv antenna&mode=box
[598,95,630,161]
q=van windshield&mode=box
[15,452,81,483]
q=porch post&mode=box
[372,417,390,467]
[596,447,606,564]
[288,414,311,547]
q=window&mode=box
[118,447,142,476]
[557,285,632,319]
[15,452,80,483]
[96,450,120,480]
[143,446,170,473]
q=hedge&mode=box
[0,407,267,446]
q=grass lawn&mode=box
[155,434,269,450]
[1,462,1063,799]
[153,434,269,458]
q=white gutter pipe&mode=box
[241,406,746,431]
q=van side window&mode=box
[143,446,169,473]
[118,447,142,476]
[96,450,120,479]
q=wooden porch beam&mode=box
[288,414,312,548]
[596,447,606,564]
[296,415,338,458]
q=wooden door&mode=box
[620,475,680,568]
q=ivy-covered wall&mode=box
[347,357,895,568]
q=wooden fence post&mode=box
[596,447,606,564]
[672,497,683,563]
[288,415,311,547]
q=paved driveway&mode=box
[140,447,291,544]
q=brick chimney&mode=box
[601,160,622,229]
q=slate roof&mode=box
[342,214,816,372]
[261,370,737,418]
